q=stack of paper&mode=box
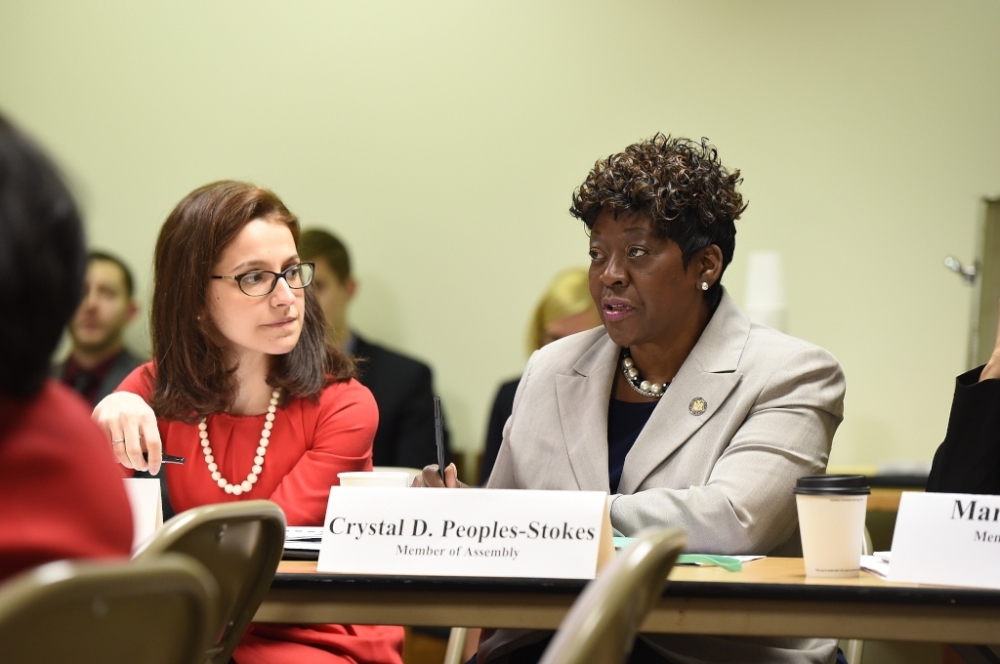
[861,552,891,578]
[285,526,324,553]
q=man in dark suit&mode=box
[55,251,143,407]
[299,229,451,470]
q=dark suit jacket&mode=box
[55,348,145,407]
[927,366,1000,494]
[353,334,451,470]
[479,377,519,485]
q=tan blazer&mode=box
[482,290,846,664]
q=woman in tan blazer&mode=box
[424,134,846,664]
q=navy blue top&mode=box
[607,398,658,493]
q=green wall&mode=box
[3,1,999,467]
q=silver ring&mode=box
[112,439,126,445]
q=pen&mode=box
[142,452,186,465]
[433,396,446,482]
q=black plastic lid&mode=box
[793,474,870,495]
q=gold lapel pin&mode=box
[689,397,708,416]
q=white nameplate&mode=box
[317,487,614,579]
[889,491,1000,589]
[122,477,163,552]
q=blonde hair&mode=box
[527,268,595,354]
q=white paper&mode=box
[285,526,323,552]
[317,487,608,579]
[889,492,1000,589]
[122,478,163,552]
[286,526,323,541]
[861,555,890,578]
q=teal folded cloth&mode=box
[675,554,743,572]
[612,536,743,572]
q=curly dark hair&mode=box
[570,134,747,305]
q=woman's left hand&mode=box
[410,463,468,488]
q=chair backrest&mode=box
[538,527,687,664]
[0,555,217,664]
[134,500,287,664]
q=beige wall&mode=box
[3,1,999,467]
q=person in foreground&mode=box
[419,134,846,664]
[927,310,1000,494]
[92,181,403,664]
[0,112,133,581]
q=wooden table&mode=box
[257,557,1000,644]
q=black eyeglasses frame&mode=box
[210,262,315,297]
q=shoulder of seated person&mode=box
[530,327,609,366]
[318,377,378,410]
[744,321,841,369]
[354,337,431,373]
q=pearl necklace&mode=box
[199,388,280,496]
[621,348,669,398]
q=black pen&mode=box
[433,396,446,482]
[142,453,186,465]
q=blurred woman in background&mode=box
[478,268,601,484]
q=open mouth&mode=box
[603,302,634,321]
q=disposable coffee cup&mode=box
[337,471,410,488]
[794,475,870,578]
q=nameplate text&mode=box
[317,487,612,579]
[889,491,1000,589]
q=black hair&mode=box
[0,113,86,399]
[88,250,135,299]
[571,134,747,306]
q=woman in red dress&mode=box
[92,181,404,664]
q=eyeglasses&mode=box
[211,262,315,297]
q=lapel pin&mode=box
[689,397,708,416]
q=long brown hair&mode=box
[150,180,353,420]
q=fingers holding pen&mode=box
[107,422,134,469]
[411,463,467,488]
[122,416,148,472]
[443,463,466,488]
[141,411,163,475]
[92,392,161,473]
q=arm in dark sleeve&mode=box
[386,362,451,470]
[927,366,1000,494]
[479,378,519,485]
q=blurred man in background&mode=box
[299,229,451,470]
[56,251,143,407]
